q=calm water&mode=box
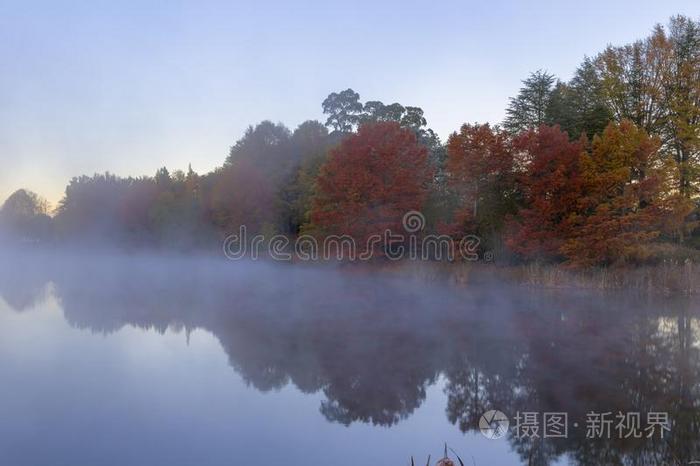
[0,252,698,465]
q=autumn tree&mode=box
[505,125,585,261]
[560,121,667,266]
[309,122,432,252]
[323,92,447,228]
[593,16,700,241]
[664,15,700,203]
[594,29,670,137]
[445,124,517,246]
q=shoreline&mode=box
[360,260,700,297]
[1,245,698,297]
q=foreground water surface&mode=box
[0,252,698,465]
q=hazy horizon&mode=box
[1,0,698,205]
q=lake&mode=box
[0,252,698,465]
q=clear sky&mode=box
[1,0,698,205]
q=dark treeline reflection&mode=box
[1,253,699,465]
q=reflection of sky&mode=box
[1,0,697,205]
[0,295,517,466]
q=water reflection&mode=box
[1,252,699,465]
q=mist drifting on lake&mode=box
[0,248,698,465]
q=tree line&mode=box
[1,15,699,266]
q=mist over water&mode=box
[0,250,699,465]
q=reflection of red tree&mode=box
[310,122,432,247]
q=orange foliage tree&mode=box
[309,122,432,248]
[560,121,667,266]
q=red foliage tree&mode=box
[310,122,432,247]
[446,123,515,241]
[505,125,585,261]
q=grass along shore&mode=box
[373,260,700,296]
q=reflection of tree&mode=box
[0,254,50,312]
[208,277,445,425]
[318,330,437,426]
[442,291,700,466]
[39,258,452,426]
[2,256,700,464]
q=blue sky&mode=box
[1,0,698,205]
